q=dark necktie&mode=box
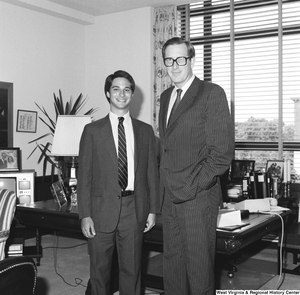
[118,117,128,191]
[168,89,182,125]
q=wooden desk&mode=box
[16,200,291,290]
[144,210,290,255]
[16,200,290,288]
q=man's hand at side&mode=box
[81,216,96,238]
[144,213,156,233]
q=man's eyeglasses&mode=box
[164,56,191,67]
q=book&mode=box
[256,172,267,198]
[249,171,257,199]
[7,242,23,256]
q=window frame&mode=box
[178,0,300,154]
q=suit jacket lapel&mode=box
[132,118,141,173]
[160,87,174,134]
[167,78,202,128]
[102,115,118,167]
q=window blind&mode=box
[178,0,300,174]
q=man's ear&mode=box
[106,91,110,98]
[191,57,196,69]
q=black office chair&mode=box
[0,256,37,295]
[0,189,37,294]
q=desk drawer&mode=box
[17,211,81,233]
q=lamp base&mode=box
[63,157,78,201]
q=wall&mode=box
[85,7,153,123]
[0,2,153,175]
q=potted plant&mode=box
[28,90,97,178]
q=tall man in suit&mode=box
[77,70,159,295]
[159,37,234,294]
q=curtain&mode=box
[153,6,177,135]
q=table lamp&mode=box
[51,115,92,200]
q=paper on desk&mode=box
[217,209,243,227]
[269,205,290,212]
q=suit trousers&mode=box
[88,194,143,295]
[162,192,218,295]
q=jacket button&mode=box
[164,148,169,152]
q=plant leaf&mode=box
[65,101,71,115]
[28,132,52,144]
[27,145,38,159]
[84,108,98,115]
[70,93,83,114]
[30,89,98,177]
[35,103,56,130]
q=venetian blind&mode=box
[178,0,300,171]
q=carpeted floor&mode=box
[26,232,300,294]
[29,232,90,295]
[27,232,162,295]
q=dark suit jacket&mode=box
[159,77,234,204]
[77,115,160,232]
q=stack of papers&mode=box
[217,209,243,227]
[217,209,249,231]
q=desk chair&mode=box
[0,189,37,294]
[0,189,16,260]
[0,256,37,295]
[279,222,300,275]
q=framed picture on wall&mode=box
[16,109,37,133]
[266,160,284,181]
[231,160,255,180]
[0,148,20,172]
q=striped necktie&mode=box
[168,89,182,125]
[118,117,128,191]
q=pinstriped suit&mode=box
[159,76,234,294]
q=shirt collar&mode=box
[109,111,130,123]
[175,75,195,93]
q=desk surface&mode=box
[16,200,290,254]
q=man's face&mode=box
[107,77,133,114]
[164,43,195,88]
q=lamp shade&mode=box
[51,115,92,156]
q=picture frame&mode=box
[266,160,284,181]
[231,160,255,180]
[16,109,37,133]
[0,148,21,172]
[51,180,67,207]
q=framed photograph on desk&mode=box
[51,181,67,207]
[266,160,284,181]
[231,160,255,180]
[0,148,20,172]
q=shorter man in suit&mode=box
[159,37,234,294]
[77,70,159,295]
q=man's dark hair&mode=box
[162,37,195,59]
[104,70,135,102]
